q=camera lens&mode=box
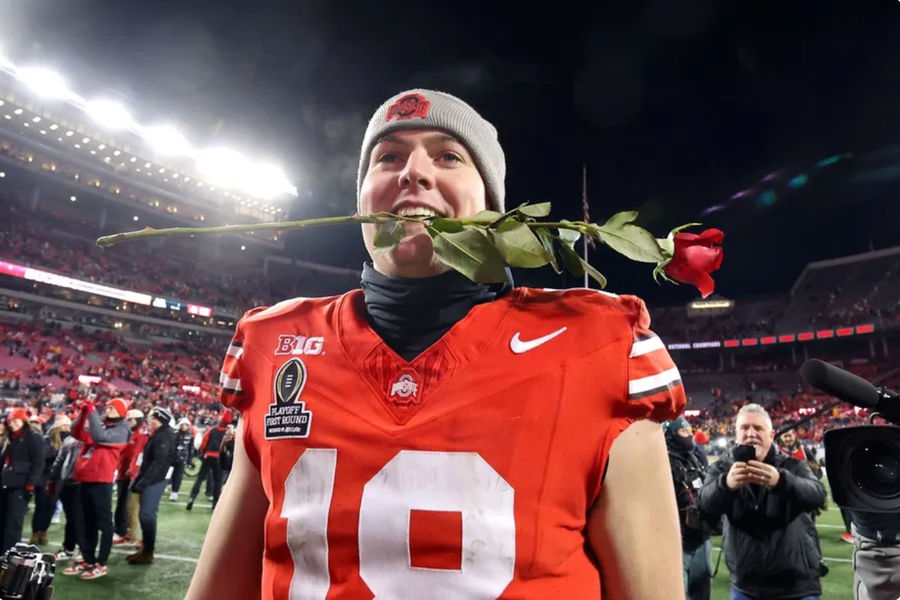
[850,442,900,499]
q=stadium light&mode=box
[0,49,14,74]
[240,162,298,200]
[85,99,136,131]
[142,124,193,156]
[197,147,245,189]
[15,67,74,100]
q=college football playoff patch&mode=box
[265,358,313,439]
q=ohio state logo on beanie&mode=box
[385,93,430,121]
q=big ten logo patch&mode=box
[265,358,313,439]
[274,335,325,356]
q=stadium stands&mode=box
[1,143,898,450]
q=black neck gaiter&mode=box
[360,263,510,361]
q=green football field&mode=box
[30,477,854,599]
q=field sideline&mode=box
[30,478,853,599]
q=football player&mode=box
[186,89,687,599]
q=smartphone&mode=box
[732,444,756,463]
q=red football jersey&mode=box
[219,287,685,600]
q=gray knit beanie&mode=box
[357,89,506,213]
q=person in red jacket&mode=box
[60,397,130,580]
[113,409,148,547]
[185,410,231,511]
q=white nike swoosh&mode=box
[510,327,568,354]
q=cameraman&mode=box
[848,510,900,600]
[664,416,715,600]
[0,408,45,553]
[698,404,826,600]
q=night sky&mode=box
[2,1,899,304]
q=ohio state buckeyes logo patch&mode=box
[389,369,420,407]
[385,93,430,121]
[265,358,312,439]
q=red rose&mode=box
[663,229,724,298]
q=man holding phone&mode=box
[698,403,826,600]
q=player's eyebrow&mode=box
[374,133,462,147]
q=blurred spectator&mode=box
[169,417,194,501]
[0,407,45,553]
[113,409,148,548]
[30,415,70,545]
[664,416,716,600]
[47,418,84,562]
[777,427,823,478]
[699,404,826,600]
[127,406,176,565]
[185,410,231,511]
[62,398,130,580]
[220,424,235,486]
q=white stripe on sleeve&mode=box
[629,335,665,358]
[219,372,242,392]
[628,366,682,396]
[226,344,243,359]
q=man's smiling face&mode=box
[359,129,486,278]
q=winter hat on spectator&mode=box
[50,415,72,430]
[126,409,144,420]
[150,407,173,426]
[7,408,29,423]
[177,417,192,428]
[219,410,234,425]
[357,89,506,213]
[663,416,691,440]
[107,398,128,419]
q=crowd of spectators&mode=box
[0,320,227,430]
[685,355,900,447]
[0,198,273,314]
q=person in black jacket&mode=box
[219,424,235,486]
[0,408,46,553]
[169,418,194,502]
[698,404,826,600]
[186,410,230,511]
[665,416,715,600]
[46,422,83,562]
[126,406,176,565]
[30,415,71,545]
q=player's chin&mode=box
[388,233,446,277]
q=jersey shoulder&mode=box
[514,286,653,333]
[234,293,349,347]
[239,293,346,328]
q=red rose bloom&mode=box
[663,229,724,298]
